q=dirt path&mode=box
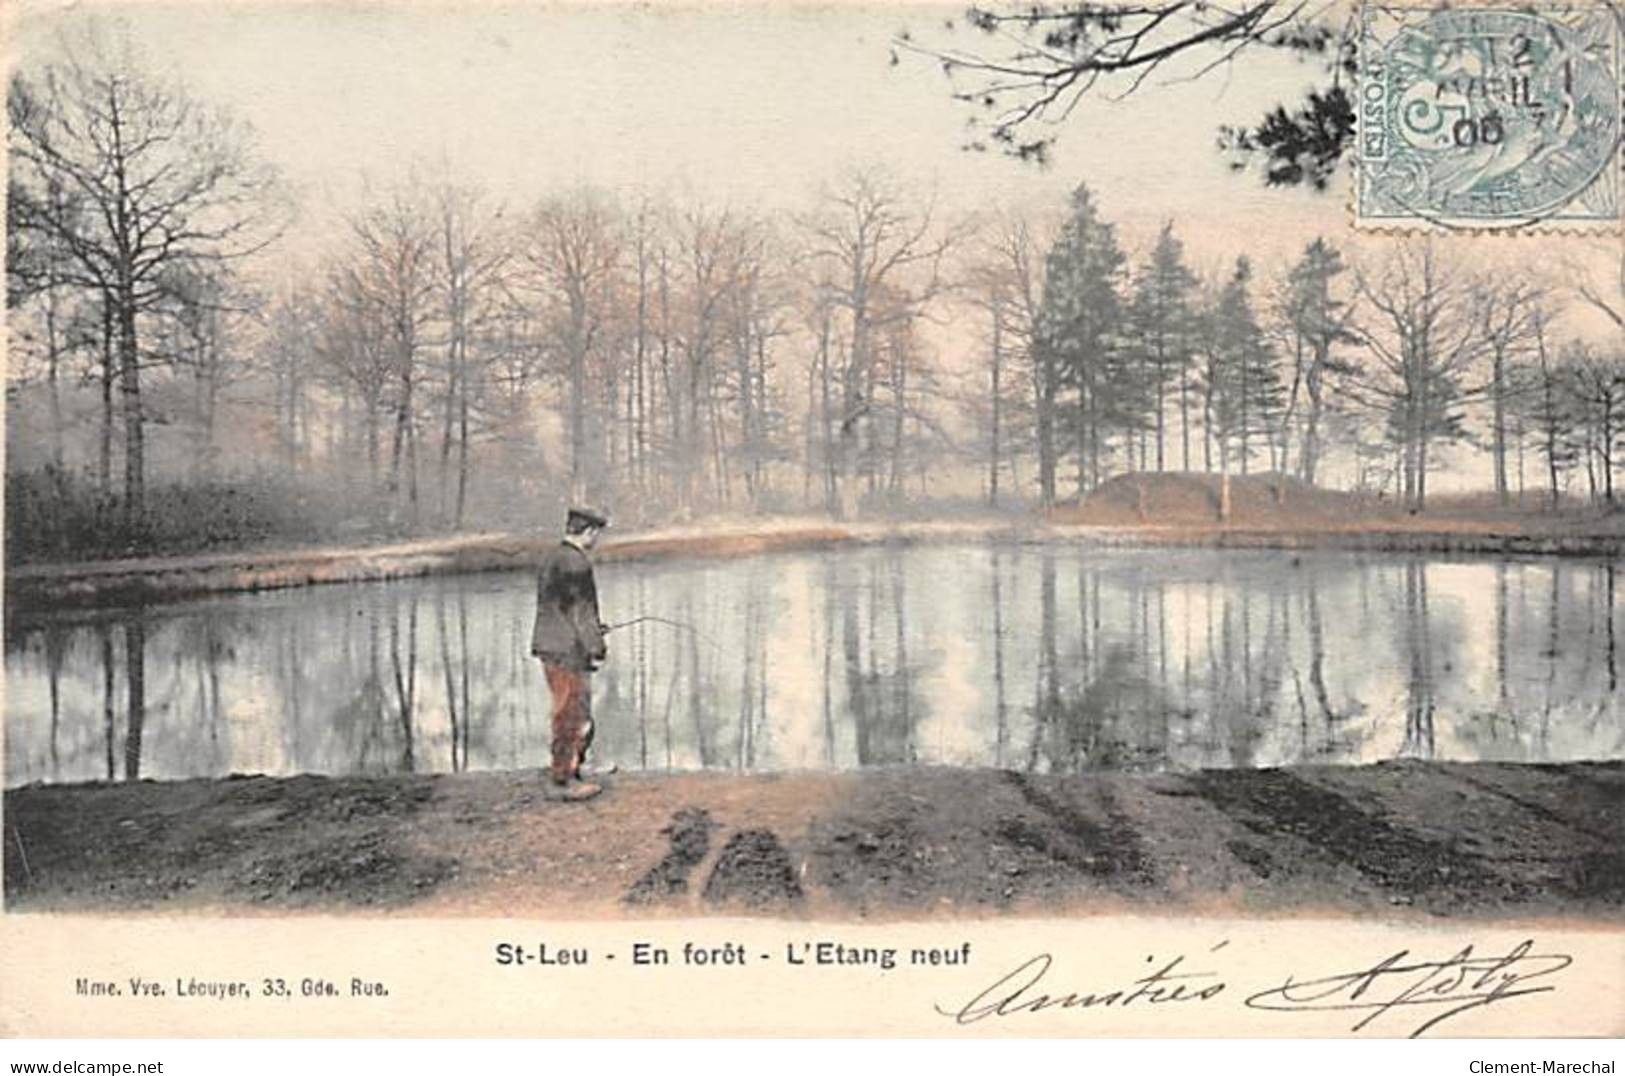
[6,761,1621,920]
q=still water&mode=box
[5,544,1622,786]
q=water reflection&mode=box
[5,546,1622,785]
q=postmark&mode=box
[1357,3,1622,230]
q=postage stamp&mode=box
[1357,3,1622,230]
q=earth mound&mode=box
[624,806,717,904]
[702,829,803,908]
[1051,472,1380,527]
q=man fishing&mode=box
[531,506,616,801]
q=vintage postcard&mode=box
[2,0,1622,1041]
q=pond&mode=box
[5,543,1622,787]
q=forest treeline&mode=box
[6,29,1623,563]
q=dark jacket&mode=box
[530,541,608,670]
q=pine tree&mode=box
[1205,256,1281,475]
[1125,222,1198,471]
[1034,183,1127,496]
[1278,238,1355,484]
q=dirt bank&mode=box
[6,761,1621,920]
[10,502,1624,613]
[3,520,922,613]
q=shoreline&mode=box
[5,760,1621,919]
[7,515,1623,613]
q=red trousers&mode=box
[543,663,594,784]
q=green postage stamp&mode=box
[1357,3,1622,230]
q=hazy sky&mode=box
[12,2,1352,253]
[11,2,1618,322]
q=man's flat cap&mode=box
[566,506,609,530]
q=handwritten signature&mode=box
[936,939,1573,1037]
[1244,938,1572,1037]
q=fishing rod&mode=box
[604,615,722,651]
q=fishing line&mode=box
[605,615,722,651]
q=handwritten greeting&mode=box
[936,938,1572,1037]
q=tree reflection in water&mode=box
[5,546,1622,785]
[123,617,144,781]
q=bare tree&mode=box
[4,177,83,472]
[1565,242,1625,332]
[801,280,842,510]
[152,264,255,479]
[624,199,663,504]
[1561,341,1625,506]
[257,280,322,471]
[1475,279,1547,506]
[7,24,283,519]
[1349,243,1482,511]
[719,215,791,508]
[669,204,739,510]
[874,306,951,500]
[961,264,1012,505]
[430,179,510,527]
[315,255,396,491]
[522,189,621,504]
[801,169,949,518]
[340,187,437,522]
[1510,307,1573,509]
[960,208,1047,503]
